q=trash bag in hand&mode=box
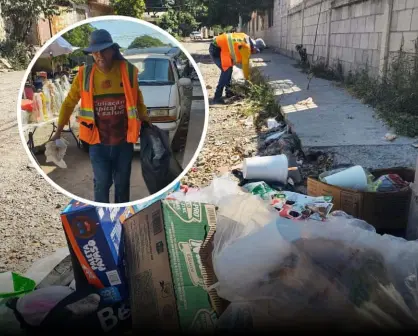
[45,138,68,168]
[139,123,178,195]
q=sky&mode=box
[91,20,172,48]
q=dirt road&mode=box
[182,41,258,186]
[0,71,70,273]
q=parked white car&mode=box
[190,31,203,40]
[124,47,192,151]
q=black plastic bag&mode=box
[140,123,181,195]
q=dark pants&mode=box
[89,142,134,203]
[209,43,233,100]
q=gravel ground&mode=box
[0,71,70,274]
[181,42,258,187]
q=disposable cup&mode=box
[243,155,288,183]
[323,165,368,191]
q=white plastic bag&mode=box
[45,138,68,169]
[211,200,418,329]
[232,66,245,82]
[170,175,246,205]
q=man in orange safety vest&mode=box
[209,31,256,104]
[50,29,151,204]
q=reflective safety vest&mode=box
[215,32,251,71]
[78,61,141,145]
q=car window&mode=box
[131,58,175,85]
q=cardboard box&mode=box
[123,200,221,333]
[61,200,136,304]
[307,168,415,232]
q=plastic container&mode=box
[322,165,368,191]
[242,155,288,183]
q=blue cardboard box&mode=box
[61,200,135,304]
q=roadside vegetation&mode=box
[295,39,418,137]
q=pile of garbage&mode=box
[1,167,416,333]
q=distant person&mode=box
[51,29,151,204]
[209,32,257,104]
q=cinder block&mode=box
[365,15,376,32]
[330,34,336,45]
[369,32,379,49]
[372,49,381,67]
[360,33,370,49]
[406,0,416,9]
[346,33,354,47]
[377,33,382,50]
[389,32,403,51]
[362,1,372,16]
[343,47,355,62]
[336,33,342,46]
[393,0,407,11]
[342,6,350,20]
[412,9,418,30]
[403,32,418,52]
[354,3,363,17]
[396,9,413,31]
[374,14,385,32]
[357,16,366,31]
[353,33,361,48]
[355,48,364,63]
[391,11,398,30]
[351,18,358,33]
[331,20,339,33]
[330,46,338,58]
[344,19,352,33]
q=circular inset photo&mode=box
[18,16,208,206]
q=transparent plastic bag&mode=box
[211,202,418,329]
[45,139,68,169]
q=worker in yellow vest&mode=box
[209,31,256,104]
[51,29,150,204]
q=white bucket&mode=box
[323,165,368,191]
[243,155,288,183]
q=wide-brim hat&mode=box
[83,29,120,54]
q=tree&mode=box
[110,0,146,18]
[157,9,198,37]
[0,0,61,42]
[62,23,96,56]
[128,35,167,48]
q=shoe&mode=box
[210,97,226,105]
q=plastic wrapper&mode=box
[45,139,68,169]
[169,174,246,205]
[32,93,44,123]
[211,201,418,330]
[15,286,74,326]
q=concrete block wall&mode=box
[329,0,385,75]
[244,0,418,77]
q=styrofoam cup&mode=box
[243,155,288,183]
[323,165,368,191]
